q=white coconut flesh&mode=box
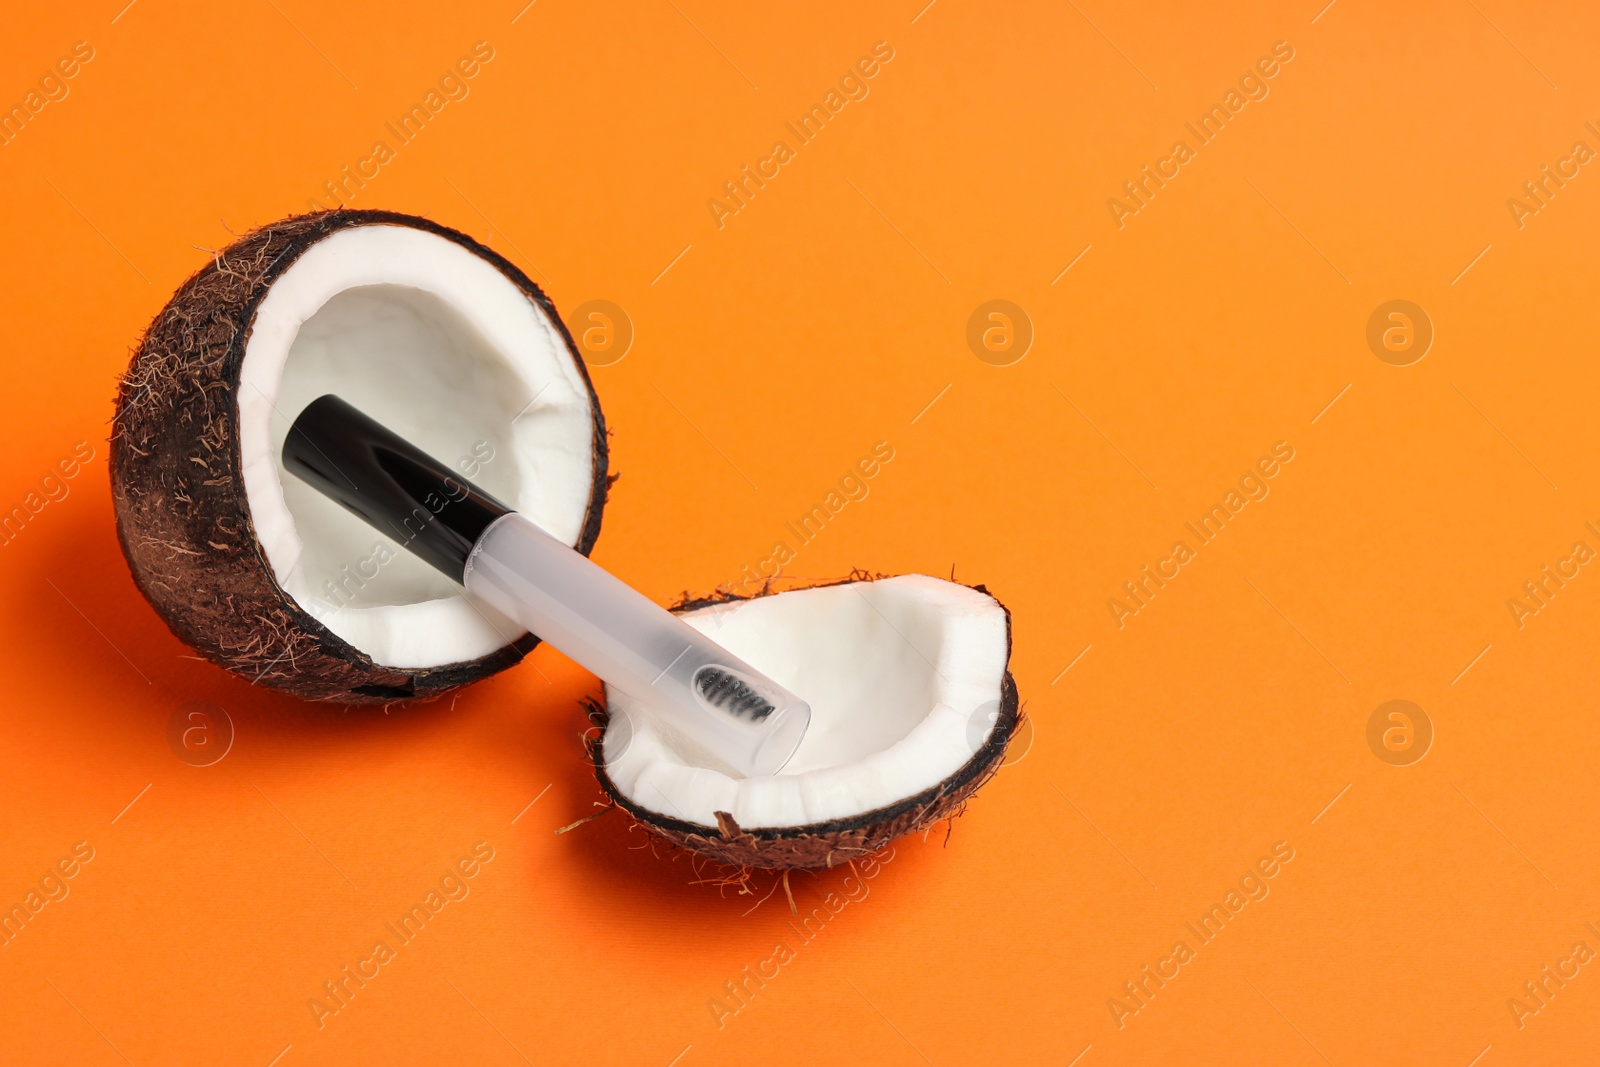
[603,576,1010,830]
[236,224,596,668]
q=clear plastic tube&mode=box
[463,513,811,777]
[279,394,808,776]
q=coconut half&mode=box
[592,575,1019,869]
[112,210,608,702]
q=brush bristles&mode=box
[695,667,775,722]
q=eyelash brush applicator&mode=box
[282,394,812,777]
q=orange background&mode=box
[2,1,1597,1064]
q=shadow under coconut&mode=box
[500,688,743,928]
[549,795,937,949]
[34,504,502,759]
[541,715,935,939]
[29,503,207,746]
[40,504,927,935]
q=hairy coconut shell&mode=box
[586,576,1019,870]
[111,209,609,703]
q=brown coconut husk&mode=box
[110,209,610,703]
[582,574,1020,870]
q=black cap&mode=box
[281,394,512,581]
